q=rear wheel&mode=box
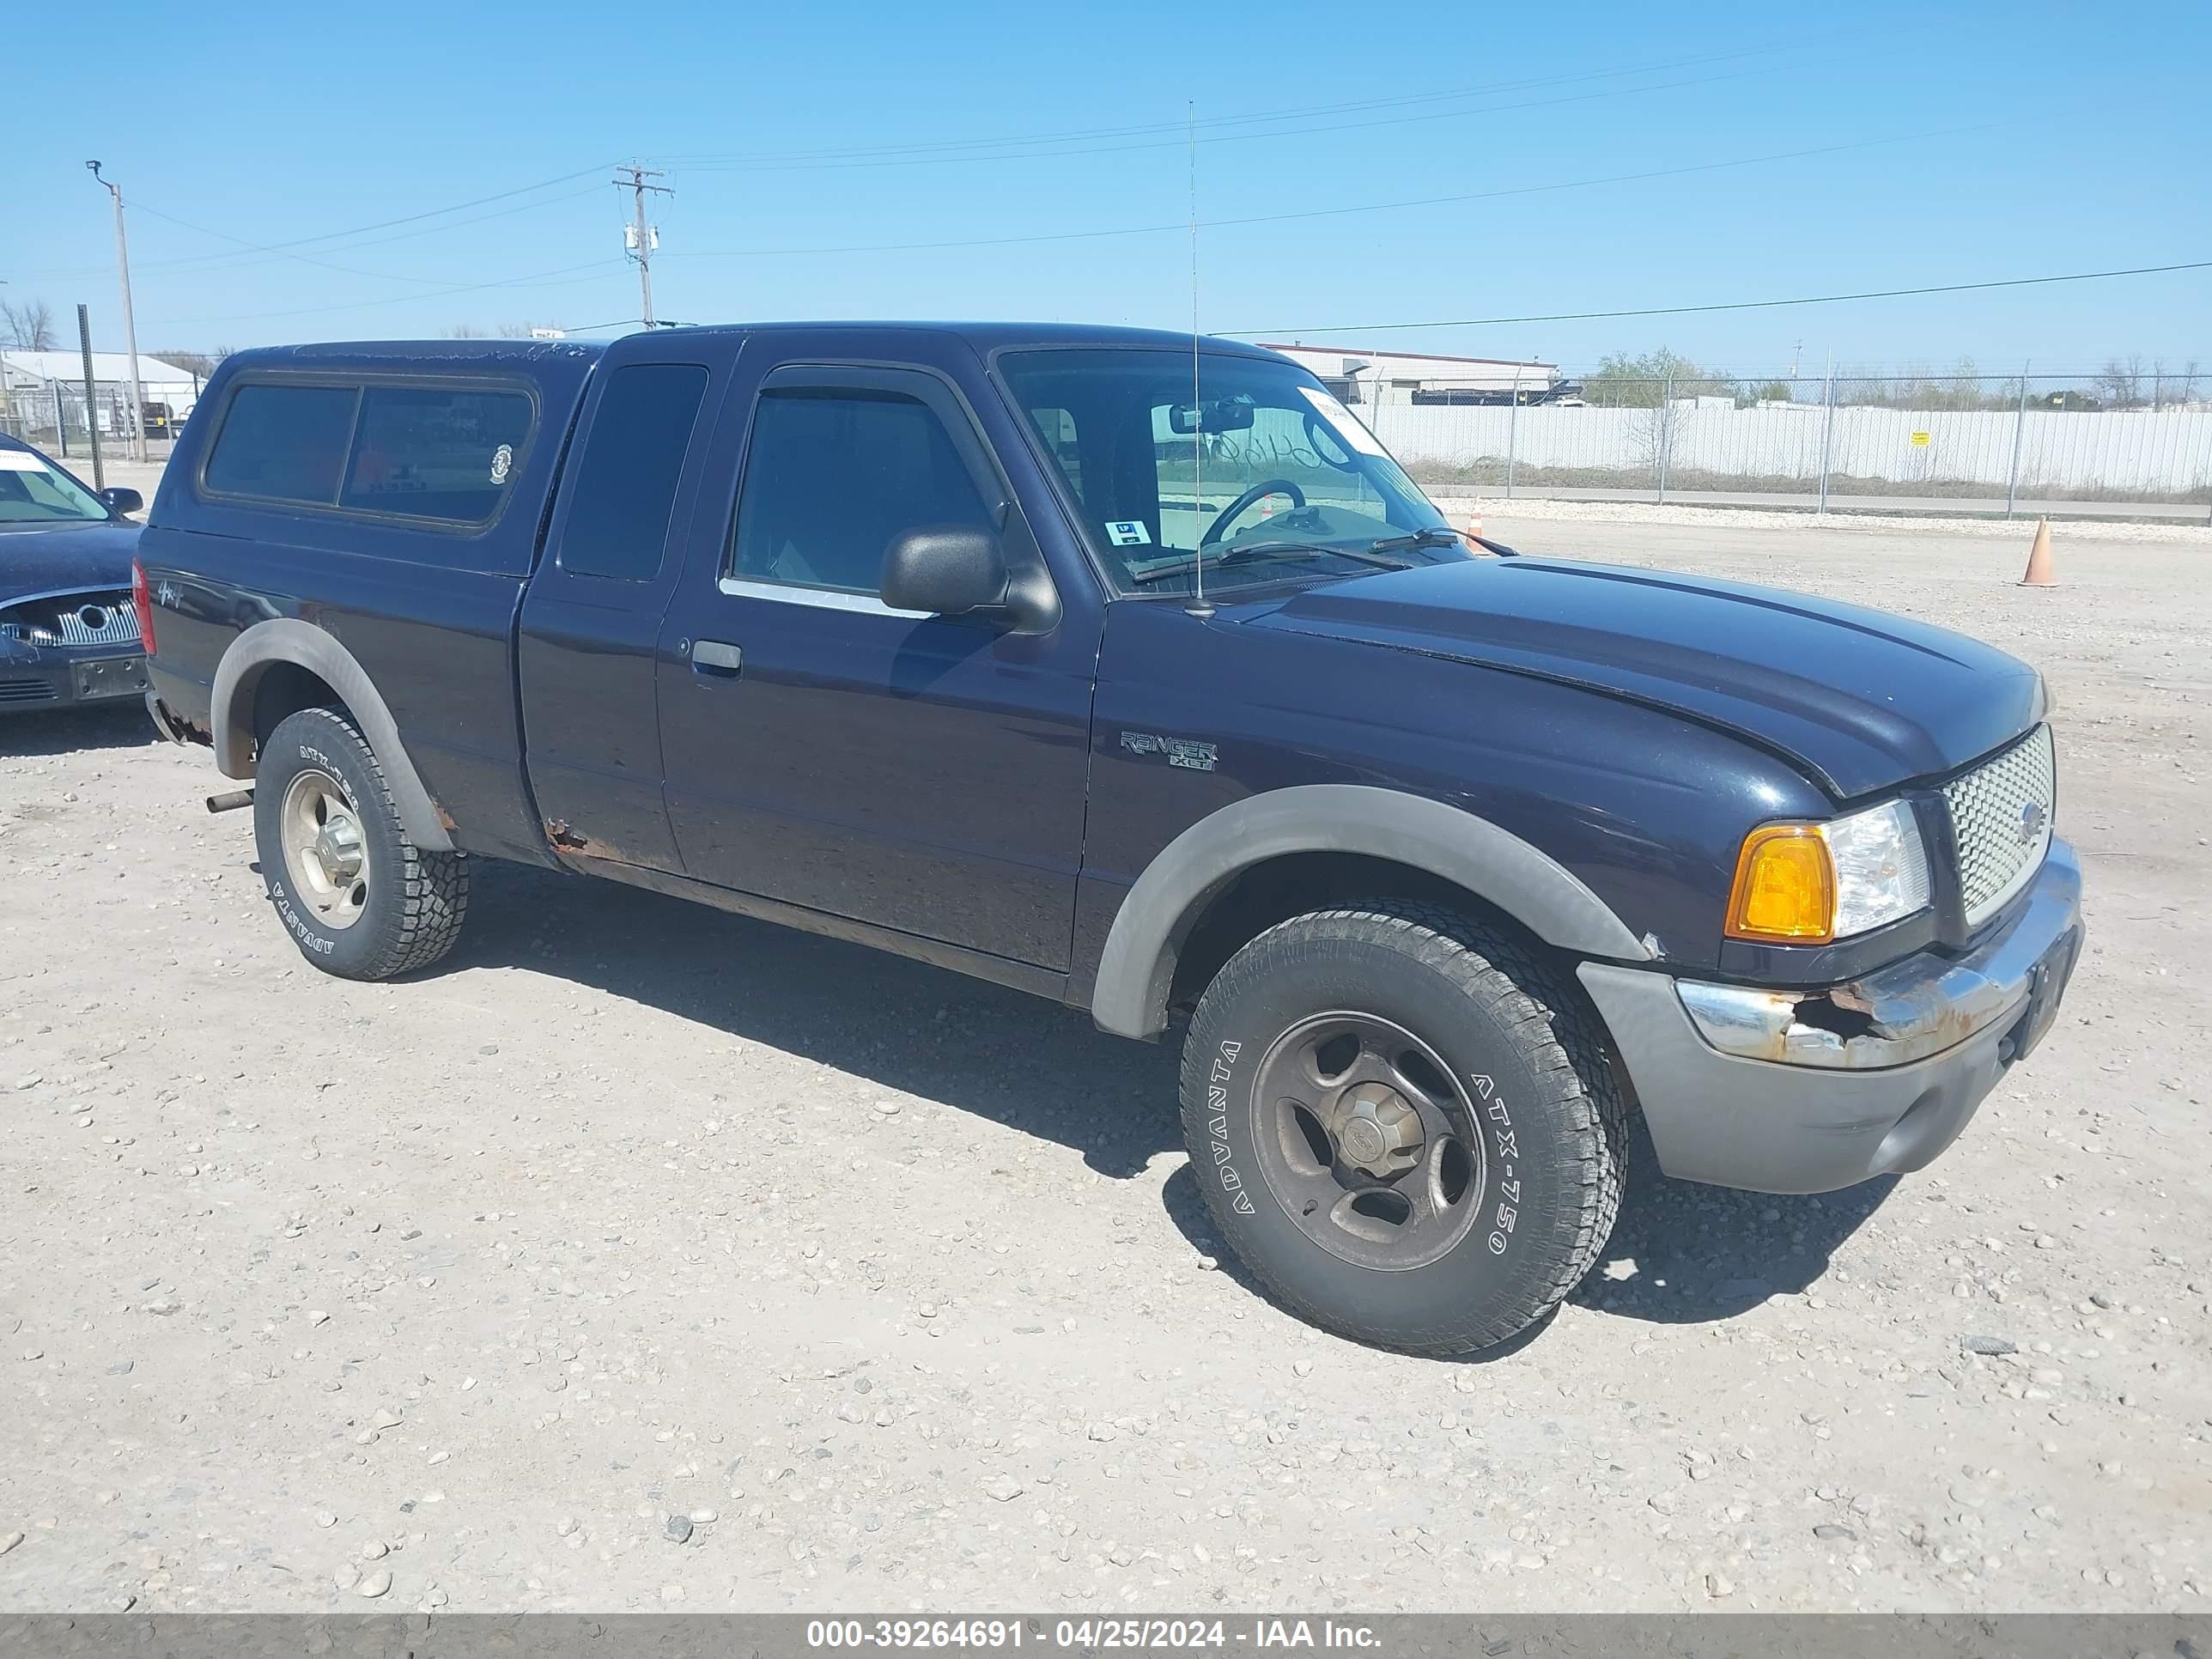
[1180,902,1625,1356]
[253,706,468,980]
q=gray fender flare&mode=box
[1090,783,1650,1038]
[210,618,454,852]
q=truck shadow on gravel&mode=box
[457,860,1894,1333]
[1156,1133,1895,1357]
[458,860,1184,1178]
[0,705,161,757]
[1563,1118,1897,1326]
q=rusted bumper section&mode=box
[146,688,211,746]
[1679,839,2082,1070]
[1578,840,2082,1194]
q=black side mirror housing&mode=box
[880,525,1009,617]
[99,487,143,516]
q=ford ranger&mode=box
[136,325,2082,1355]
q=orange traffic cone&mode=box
[2018,519,2057,586]
[1462,507,1485,550]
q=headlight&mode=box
[1726,799,1931,945]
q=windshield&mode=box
[1000,348,1463,597]
[0,447,109,526]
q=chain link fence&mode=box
[1,380,179,466]
[1376,375,2212,520]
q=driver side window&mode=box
[730,387,994,597]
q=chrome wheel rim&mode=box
[1250,1012,1486,1272]
[279,769,370,932]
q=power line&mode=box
[665,125,2004,261]
[140,258,629,329]
[671,65,1777,174]
[660,39,1835,169]
[1221,260,2212,338]
[113,185,612,283]
[15,166,616,283]
[125,202,479,287]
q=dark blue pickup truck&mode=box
[137,325,2082,1355]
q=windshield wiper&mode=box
[1127,540,1415,586]
[1366,526,1470,555]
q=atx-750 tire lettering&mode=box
[1179,902,1626,1357]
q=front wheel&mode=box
[1180,903,1625,1356]
[253,706,469,980]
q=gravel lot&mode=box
[2,507,2207,1615]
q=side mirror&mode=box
[880,525,1008,617]
[99,487,143,516]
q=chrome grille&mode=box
[1943,723,2057,927]
[46,597,142,647]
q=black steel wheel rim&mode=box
[1249,1011,1486,1272]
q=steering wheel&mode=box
[1200,478,1306,547]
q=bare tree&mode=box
[2146,357,2203,411]
[445,321,556,340]
[154,349,220,379]
[2095,355,2146,410]
[1,297,58,351]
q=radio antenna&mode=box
[1185,99,1213,620]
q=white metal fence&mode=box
[1374,377,2212,519]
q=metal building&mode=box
[1260,343,1571,407]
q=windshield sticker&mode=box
[1297,386,1389,457]
[489,443,514,485]
[1104,520,1152,546]
[0,452,46,471]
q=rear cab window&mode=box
[555,364,712,581]
[201,377,535,528]
[201,384,359,506]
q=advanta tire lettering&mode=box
[1177,901,1626,1357]
[252,705,471,981]
[265,877,336,956]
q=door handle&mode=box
[690,639,744,677]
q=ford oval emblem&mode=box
[2019,799,2048,844]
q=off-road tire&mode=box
[1180,902,1626,1356]
[253,707,468,981]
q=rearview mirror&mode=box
[100,486,143,515]
[880,525,1009,617]
[1168,397,1257,434]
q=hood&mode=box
[0,520,140,603]
[1245,557,2044,799]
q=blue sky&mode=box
[3,0,2206,380]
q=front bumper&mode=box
[1578,838,2082,1194]
[0,647,149,715]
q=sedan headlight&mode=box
[1726,799,1931,945]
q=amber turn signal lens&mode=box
[1725,824,1836,943]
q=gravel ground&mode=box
[1,512,2207,1616]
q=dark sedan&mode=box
[0,434,149,716]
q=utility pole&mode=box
[86,161,148,462]
[76,304,105,491]
[613,164,671,327]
